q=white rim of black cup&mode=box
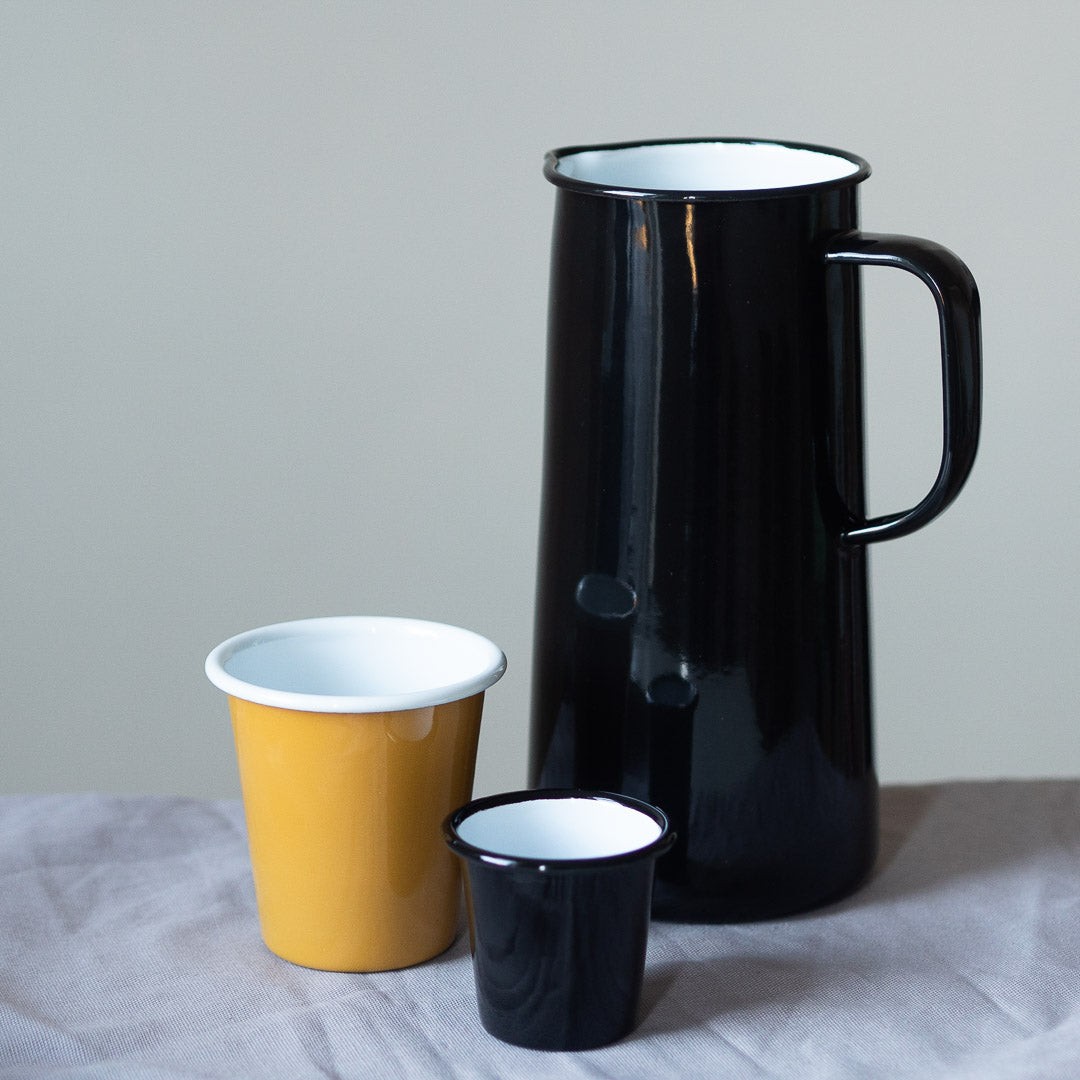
[444,789,676,870]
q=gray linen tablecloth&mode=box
[2,781,1078,1079]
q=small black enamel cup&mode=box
[443,789,675,1051]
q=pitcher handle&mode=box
[824,232,982,545]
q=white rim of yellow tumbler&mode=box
[205,616,506,714]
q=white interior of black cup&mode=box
[553,141,861,193]
[205,616,506,713]
[456,797,663,860]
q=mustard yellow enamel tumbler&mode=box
[205,616,506,971]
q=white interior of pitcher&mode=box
[554,140,862,193]
[456,797,663,859]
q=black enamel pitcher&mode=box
[528,138,981,921]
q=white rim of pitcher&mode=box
[204,615,506,713]
[544,136,871,201]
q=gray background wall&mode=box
[2,2,1076,799]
